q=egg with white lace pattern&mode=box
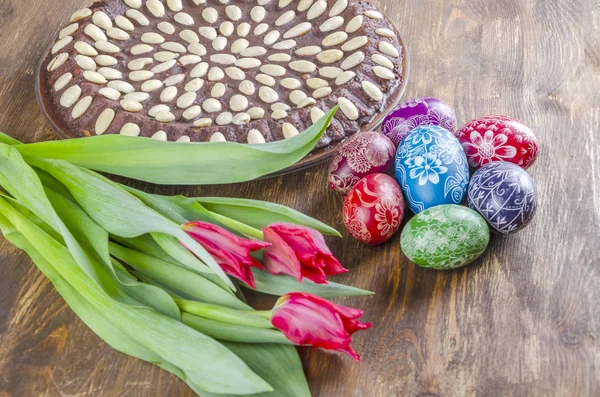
[467,162,538,234]
[381,97,457,147]
[395,125,469,214]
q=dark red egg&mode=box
[456,115,539,169]
[343,174,405,245]
[329,131,396,195]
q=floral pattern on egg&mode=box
[400,204,490,270]
[381,97,457,147]
[328,131,396,194]
[395,125,469,214]
[456,115,539,169]
[343,174,404,245]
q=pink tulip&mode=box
[183,221,270,288]
[271,292,372,361]
[262,223,347,284]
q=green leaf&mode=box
[0,131,22,146]
[251,269,375,298]
[200,343,311,397]
[112,233,231,291]
[109,242,250,310]
[0,197,272,395]
[15,107,338,185]
[126,187,264,239]
[45,187,181,319]
[197,197,341,237]
[124,187,212,225]
[112,234,179,263]
[24,156,234,290]
[0,143,134,305]
[0,217,190,382]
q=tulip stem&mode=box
[182,313,293,345]
[175,298,274,329]
[204,210,264,240]
[244,310,273,320]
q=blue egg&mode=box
[467,162,538,234]
[394,125,470,214]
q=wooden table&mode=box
[1,0,599,396]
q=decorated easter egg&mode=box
[343,174,405,245]
[401,205,490,270]
[467,162,538,234]
[329,131,396,194]
[456,115,539,169]
[395,125,470,214]
[381,97,457,147]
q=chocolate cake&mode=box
[41,0,406,147]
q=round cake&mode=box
[41,0,406,148]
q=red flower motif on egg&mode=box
[374,198,401,238]
[343,174,404,245]
[342,197,372,243]
[462,128,517,168]
[457,116,539,169]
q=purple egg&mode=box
[329,131,396,194]
[467,162,538,235]
[381,97,457,147]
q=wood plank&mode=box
[0,0,599,396]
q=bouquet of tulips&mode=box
[0,109,372,396]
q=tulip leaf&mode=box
[15,108,338,185]
[124,187,212,225]
[197,197,341,237]
[113,233,233,292]
[112,234,179,263]
[45,187,181,319]
[199,343,311,397]
[0,218,209,395]
[0,131,21,145]
[0,143,137,305]
[109,242,250,310]
[126,187,264,239]
[0,216,190,381]
[251,269,374,298]
[24,156,234,290]
[0,198,272,395]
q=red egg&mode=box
[343,174,405,245]
[456,115,539,169]
[329,131,396,194]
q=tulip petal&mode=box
[263,223,347,284]
[271,293,371,361]
[262,227,303,282]
[183,221,269,288]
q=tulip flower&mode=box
[262,223,347,284]
[183,221,270,288]
[271,292,372,361]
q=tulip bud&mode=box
[183,221,269,288]
[262,223,347,284]
[271,292,371,361]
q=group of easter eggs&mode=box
[328,97,539,270]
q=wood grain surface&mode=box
[1,0,599,396]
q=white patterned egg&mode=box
[395,125,470,214]
[467,162,538,234]
[401,204,490,270]
[381,97,457,147]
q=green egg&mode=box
[401,204,490,270]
